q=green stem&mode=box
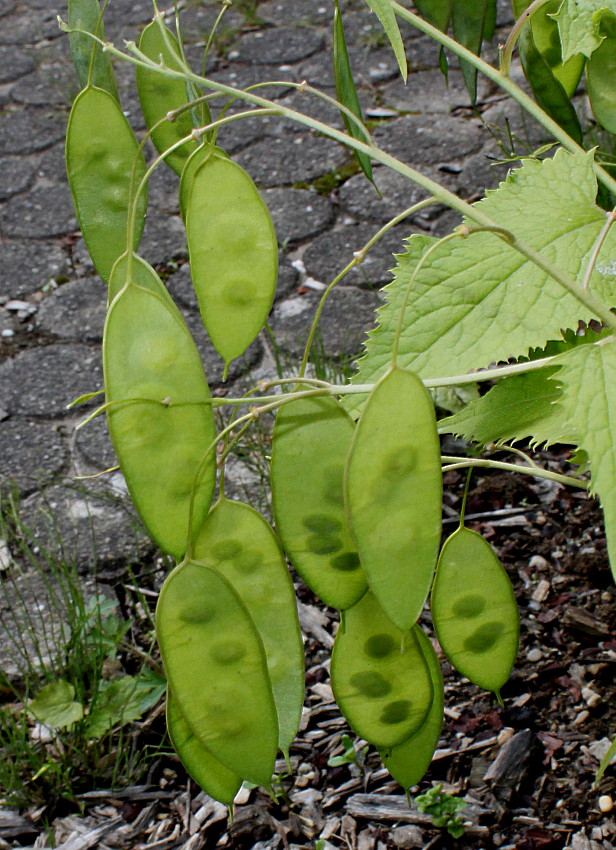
[499,0,553,76]
[299,197,438,378]
[582,209,616,290]
[64,24,616,329]
[458,470,473,529]
[391,1,616,197]
[440,456,588,489]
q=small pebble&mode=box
[599,796,614,813]
[527,648,543,663]
[581,686,601,708]
[572,709,589,726]
[497,727,515,746]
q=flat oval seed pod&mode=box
[103,265,216,560]
[345,367,442,631]
[192,498,304,758]
[157,560,279,787]
[68,0,118,99]
[431,527,519,697]
[271,395,368,611]
[379,627,444,790]
[186,152,278,372]
[587,16,616,134]
[136,21,198,176]
[331,591,433,748]
[66,86,147,283]
[167,690,242,805]
[179,144,229,222]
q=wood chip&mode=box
[53,817,124,850]
[298,602,334,648]
[562,608,610,636]
[344,794,489,837]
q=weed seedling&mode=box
[414,784,468,839]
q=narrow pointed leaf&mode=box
[452,0,487,104]
[334,0,374,183]
[364,0,408,80]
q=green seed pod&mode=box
[185,151,278,373]
[431,527,519,698]
[136,20,200,176]
[103,260,216,560]
[271,394,368,611]
[331,591,434,748]
[166,690,242,805]
[587,13,616,134]
[192,498,304,758]
[345,367,442,631]
[157,561,279,788]
[379,627,443,790]
[179,143,229,222]
[66,86,147,283]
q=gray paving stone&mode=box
[234,133,349,187]
[270,285,380,359]
[171,3,244,41]
[373,114,484,167]
[262,187,334,245]
[0,155,36,200]
[213,108,276,155]
[259,0,332,26]
[0,1,15,16]
[0,109,66,155]
[207,64,298,104]
[139,213,188,266]
[0,46,35,84]
[457,149,512,201]
[0,239,69,300]
[276,90,344,132]
[0,343,103,417]
[0,184,77,238]
[35,277,106,342]
[18,481,152,575]
[381,69,493,115]
[10,66,76,108]
[74,411,116,472]
[230,26,324,65]
[276,255,300,300]
[302,222,416,290]
[337,164,456,225]
[35,142,69,184]
[429,206,463,238]
[1,419,67,495]
[0,10,62,44]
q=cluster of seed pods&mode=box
[65,7,520,804]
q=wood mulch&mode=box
[1,449,615,850]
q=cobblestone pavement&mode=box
[0,0,527,580]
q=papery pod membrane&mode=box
[331,591,434,748]
[104,259,216,561]
[136,20,200,175]
[345,367,442,631]
[68,0,118,99]
[431,527,519,699]
[157,561,279,787]
[167,691,242,805]
[271,394,368,611]
[66,86,147,283]
[379,627,444,790]
[192,498,304,757]
[186,151,278,374]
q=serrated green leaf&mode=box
[439,366,576,447]
[553,338,616,579]
[85,672,166,739]
[346,149,616,416]
[334,0,374,183]
[552,0,616,60]
[364,0,408,80]
[29,681,84,730]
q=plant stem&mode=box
[499,0,552,76]
[582,209,616,290]
[440,456,588,489]
[391,1,616,197]
[299,197,438,378]
[62,23,616,330]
